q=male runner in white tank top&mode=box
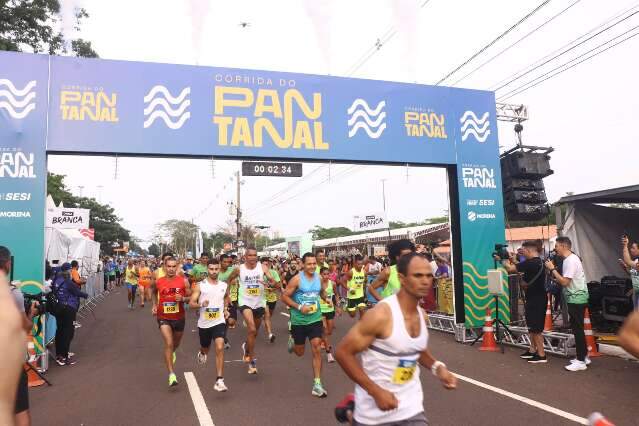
[336,253,457,425]
[189,258,230,392]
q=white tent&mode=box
[45,228,100,274]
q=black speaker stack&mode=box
[500,151,553,221]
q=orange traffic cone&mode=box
[25,331,45,387]
[479,309,500,352]
[588,412,615,426]
[584,308,601,358]
[543,295,553,331]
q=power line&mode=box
[344,0,434,77]
[449,0,583,86]
[435,0,553,85]
[497,25,639,101]
[490,2,639,91]
[493,7,639,93]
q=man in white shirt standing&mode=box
[545,237,589,372]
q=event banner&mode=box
[46,207,90,229]
[0,51,506,327]
[352,212,388,232]
[0,52,48,295]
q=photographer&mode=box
[499,240,547,363]
[620,236,639,309]
[52,263,89,366]
[544,237,589,372]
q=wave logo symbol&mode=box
[0,79,36,119]
[460,111,490,143]
[143,85,190,130]
[347,99,386,139]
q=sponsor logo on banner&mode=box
[404,107,447,140]
[212,78,330,150]
[466,199,495,207]
[0,78,36,119]
[79,228,95,240]
[461,166,496,189]
[46,207,90,228]
[143,85,191,129]
[460,111,490,142]
[60,86,119,122]
[347,99,386,139]
[0,211,31,218]
[353,212,387,232]
[467,211,496,222]
[0,151,37,178]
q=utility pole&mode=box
[235,171,242,245]
[381,179,391,238]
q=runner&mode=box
[218,254,237,335]
[319,266,341,363]
[226,247,275,374]
[125,259,139,309]
[189,253,209,286]
[151,256,191,387]
[368,240,416,302]
[189,258,230,392]
[335,252,457,425]
[342,255,367,319]
[315,249,329,273]
[138,260,152,308]
[281,252,329,397]
[262,257,281,343]
[106,258,116,289]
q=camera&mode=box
[23,292,46,316]
[492,244,510,260]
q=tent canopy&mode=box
[558,184,639,204]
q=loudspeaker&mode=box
[501,152,553,179]
[602,296,633,322]
[505,203,550,221]
[502,177,545,191]
[503,189,548,206]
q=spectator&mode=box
[425,253,438,278]
[70,261,87,289]
[52,263,89,366]
[435,258,450,279]
[545,237,589,372]
[0,246,37,426]
[500,240,547,363]
[621,235,639,309]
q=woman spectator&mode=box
[52,263,88,366]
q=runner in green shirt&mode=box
[319,266,340,363]
[261,257,281,343]
[368,239,416,301]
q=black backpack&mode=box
[46,277,64,315]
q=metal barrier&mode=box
[77,273,105,320]
[426,313,576,356]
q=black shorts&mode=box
[322,311,335,320]
[198,323,227,348]
[525,299,546,333]
[157,318,186,332]
[291,321,323,345]
[267,301,277,313]
[347,297,367,312]
[115,271,121,278]
[239,305,265,320]
[108,275,115,282]
[15,369,28,414]
[228,301,238,320]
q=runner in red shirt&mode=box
[151,257,191,387]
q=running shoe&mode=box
[565,360,587,372]
[73,321,82,328]
[248,360,258,375]
[287,335,294,354]
[64,357,76,365]
[519,350,535,359]
[242,342,250,363]
[196,351,207,365]
[527,354,547,364]
[55,356,66,366]
[269,333,276,343]
[173,352,177,364]
[169,373,178,386]
[327,352,336,363]
[214,378,228,392]
[312,382,328,398]
[68,352,75,358]
[570,357,592,365]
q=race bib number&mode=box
[204,307,220,320]
[163,302,179,314]
[246,285,261,296]
[392,359,417,385]
[305,303,317,314]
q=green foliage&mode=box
[309,226,354,240]
[147,243,160,257]
[157,220,198,257]
[0,0,98,57]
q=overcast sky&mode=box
[47,0,639,246]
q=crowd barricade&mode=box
[77,272,106,320]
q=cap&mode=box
[61,262,72,271]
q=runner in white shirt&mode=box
[336,253,456,425]
[189,259,230,392]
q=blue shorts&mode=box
[126,283,138,292]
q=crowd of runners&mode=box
[104,240,456,425]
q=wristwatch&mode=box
[431,360,446,376]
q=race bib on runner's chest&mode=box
[246,285,261,296]
[204,307,220,320]
[304,303,317,314]
[392,359,417,385]
[163,301,179,314]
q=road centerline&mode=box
[184,372,215,426]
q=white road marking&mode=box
[184,372,215,426]
[453,373,588,425]
[280,312,290,317]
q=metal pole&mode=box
[382,179,391,238]
[236,171,242,244]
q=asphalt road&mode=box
[30,290,638,426]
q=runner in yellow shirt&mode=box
[262,257,281,343]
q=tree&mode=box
[158,220,199,257]
[309,226,353,240]
[47,172,77,207]
[148,243,160,257]
[0,1,98,57]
